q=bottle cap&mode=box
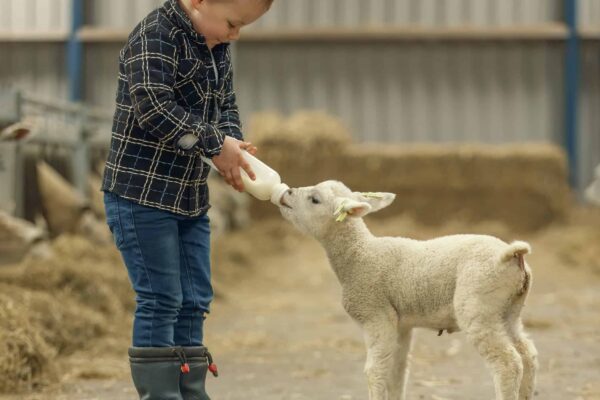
[270,183,290,206]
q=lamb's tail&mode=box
[499,241,532,264]
[500,241,532,262]
[500,241,532,295]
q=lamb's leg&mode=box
[394,326,412,400]
[508,319,538,399]
[464,321,523,400]
[362,317,405,400]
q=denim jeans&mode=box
[103,191,212,347]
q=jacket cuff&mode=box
[175,123,225,157]
[217,122,243,141]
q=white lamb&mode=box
[277,180,537,400]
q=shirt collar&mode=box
[164,0,206,44]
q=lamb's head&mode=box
[277,180,395,238]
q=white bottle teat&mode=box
[202,151,289,206]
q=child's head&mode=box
[180,0,272,48]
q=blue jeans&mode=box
[103,192,213,347]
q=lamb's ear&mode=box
[353,192,396,213]
[333,197,372,222]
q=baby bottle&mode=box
[202,151,289,206]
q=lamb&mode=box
[276,180,537,400]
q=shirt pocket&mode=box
[177,58,205,81]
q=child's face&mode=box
[185,0,268,48]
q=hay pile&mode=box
[0,236,133,393]
[537,207,600,274]
[0,291,55,393]
[246,111,571,231]
[247,110,351,163]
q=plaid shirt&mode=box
[101,0,243,216]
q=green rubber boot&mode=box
[179,346,217,400]
[129,347,187,400]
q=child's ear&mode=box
[333,197,372,222]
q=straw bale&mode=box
[245,111,285,143]
[36,162,87,235]
[88,174,106,219]
[249,111,352,162]
[0,292,56,393]
[0,284,108,356]
[0,235,134,316]
[251,140,571,231]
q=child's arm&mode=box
[124,30,224,158]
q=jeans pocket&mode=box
[104,193,124,248]
[107,218,124,248]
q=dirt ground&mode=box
[1,211,599,400]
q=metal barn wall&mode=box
[86,0,163,28]
[0,0,71,99]
[580,43,600,192]
[579,0,600,191]
[82,0,563,29]
[84,44,121,110]
[235,42,564,145]
[252,0,562,28]
[0,0,597,191]
[579,0,600,27]
[0,0,71,32]
[0,44,69,100]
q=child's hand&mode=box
[240,141,258,156]
[212,136,256,192]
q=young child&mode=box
[101,0,273,398]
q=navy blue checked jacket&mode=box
[101,0,243,216]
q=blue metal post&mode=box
[67,0,84,101]
[565,0,580,188]
[67,0,89,196]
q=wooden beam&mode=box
[74,24,569,44]
[0,31,69,42]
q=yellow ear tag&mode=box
[334,201,349,222]
[361,192,384,199]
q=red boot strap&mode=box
[208,363,218,377]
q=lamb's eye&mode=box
[310,196,320,205]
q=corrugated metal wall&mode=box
[0,0,598,191]
[0,0,71,100]
[81,0,563,28]
[251,0,561,28]
[0,43,69,99]
[580,42,600,191]
[579,0,600,191]
[579,0,600,27]
[235,42,564,145]
[1,0,71,32]
[86,0,163,28]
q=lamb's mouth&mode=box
[280,195,292,209]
